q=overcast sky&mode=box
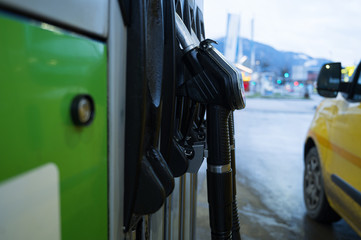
[203,0,361,66]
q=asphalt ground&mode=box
[196,96,361,240]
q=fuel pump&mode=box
[175,13,245,240]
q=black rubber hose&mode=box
[229,112,242,240]
[207,105,232,240]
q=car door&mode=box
[327,69,361,233]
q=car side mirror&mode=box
[317,62,341,98]
[350,61,361,101]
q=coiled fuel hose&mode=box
[229,112,242,240]
[207,105,233,239]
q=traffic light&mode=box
[284,72,289,78]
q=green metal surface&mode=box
[0,13,108,239]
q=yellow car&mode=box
[304,62,361,236]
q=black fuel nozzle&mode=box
[175,13,244,239]
[175,15,245,110]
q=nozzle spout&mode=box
[175,13,196,52]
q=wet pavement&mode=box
[196,95,361,240]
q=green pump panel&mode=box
[0,13,108,240]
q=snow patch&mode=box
[304,59,318,67]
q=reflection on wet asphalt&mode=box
[196,95,361,240]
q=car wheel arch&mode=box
[304,137,316,162]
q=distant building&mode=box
[224,13,240,63]
[259,72,276,95]
[292,61,321,82]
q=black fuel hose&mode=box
[207,105,233,240]
[229,112,242,240]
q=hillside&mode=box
[213,37,330,76]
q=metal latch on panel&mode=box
[71,94,95,126]
[186,142,205,173]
